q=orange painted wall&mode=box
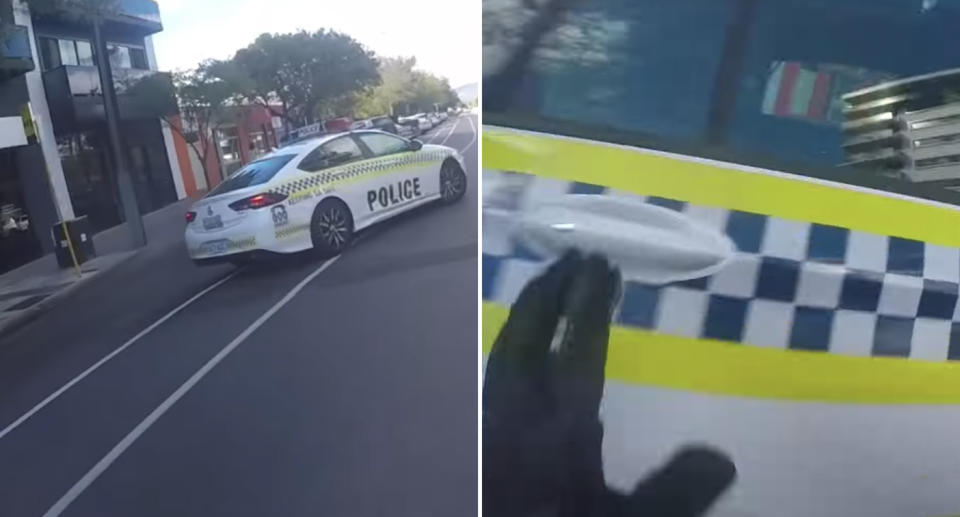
[168,115,199,197]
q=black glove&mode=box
[483,251,736,517]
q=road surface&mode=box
[0,115,478,517]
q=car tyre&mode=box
[311,198,354,257]
[440,159,467,204]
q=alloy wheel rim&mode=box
[441,166,464,200]
[317,208,348,248]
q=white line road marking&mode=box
[423,116,459,145]
[42,256,341,517]
[422,123,443,144]
[459,115,478,155]
[439,116,462,146]
[0,268,243,442]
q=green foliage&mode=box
[173,60,243,128]
[229,29,379,125]
[154,60,246,189]
[116,70,178,115]
[354,57,461,119]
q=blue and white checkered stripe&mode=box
[482,169,960,362]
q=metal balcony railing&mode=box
[33,0,162,35]
[42,65,176,131]
[842,68,960,184]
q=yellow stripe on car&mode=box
[482,302,960,404]
[483,128,960,248]
[482,128,960,403]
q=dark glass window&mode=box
[39,37,96,69]
[39,37,61,70]
[299,137,365,171]
[57,131,119,231]
[57,39,78,66]
[207,155,296,196]
[359,132,409,156]
[76,40,94,67]
[483,0,960,204]
[129,47,148,70]
[107,44,131,69]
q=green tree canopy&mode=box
[229,29,379,126]
[128,60,244,189]
[354,57,461,119]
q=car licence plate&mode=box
[201,240,231,255]
[202,215,223,230]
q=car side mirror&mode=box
[409,139,423,151]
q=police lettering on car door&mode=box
[367,178,422,212]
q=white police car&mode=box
[186,130,467,265]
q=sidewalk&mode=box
[0,198,194,336]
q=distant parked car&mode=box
[368,116,398,134]
[397,124,417,138]
[397,117,421,137]
[323,117,352,133]
[410,114,431,131]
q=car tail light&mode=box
[186,211,197,223]
[228,192,288,211]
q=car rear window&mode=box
[206,154,296,196]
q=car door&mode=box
[353,132,435,226]
[483,0,960,514]
[289,135,368,229]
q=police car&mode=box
[186,130,467,265]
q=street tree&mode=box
[129,60,242,190]
[354,57,461,118]
[230,30,379,127]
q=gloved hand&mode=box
[483,251,736,517]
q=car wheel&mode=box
[440,159,467,204]
[311,198,354,257]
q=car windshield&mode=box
[206,154,296,196]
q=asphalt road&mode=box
[0,115,478,517]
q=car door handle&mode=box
[513,195,736,284]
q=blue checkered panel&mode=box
[482,169,960,363]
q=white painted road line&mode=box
[423,117,457,145]
[0,268,243,442]
[42,256,341,517]
[439,116,462,146]
[459,115,477,155]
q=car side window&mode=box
[299,137,365,172]
[358,133,410,157]
[483,0,960,206]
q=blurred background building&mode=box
[842,68,960,189]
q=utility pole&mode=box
[92,16,146,248]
